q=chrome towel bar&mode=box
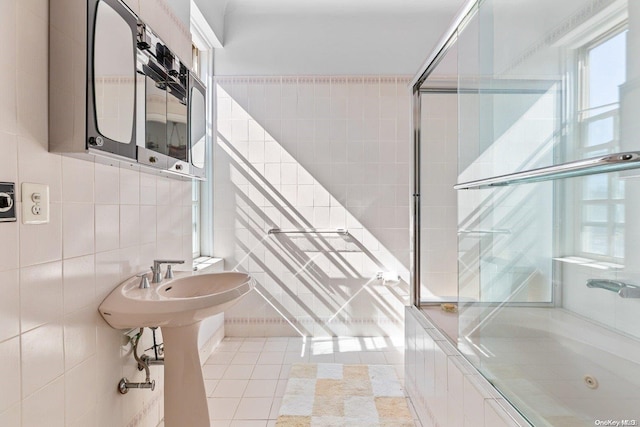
[268,228,349,236]
[458,229,511,235]
[454,151,640,190]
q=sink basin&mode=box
[99,271,254,427]
[99,271,254,329]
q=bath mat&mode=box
[276,364,414,427]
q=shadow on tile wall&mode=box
[213,76,412,337]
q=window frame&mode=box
[573,24,627,263]
[190,1,218,259]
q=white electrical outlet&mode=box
[21,183,50,224]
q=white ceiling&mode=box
[194,0,471,75]
[223,0,466,15]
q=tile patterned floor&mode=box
[196,336,420,427]
[276,363,414,426]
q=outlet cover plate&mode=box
[21,183,50,224]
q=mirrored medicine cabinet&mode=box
[49,0,207,180]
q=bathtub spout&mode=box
[619,285,640,298]
[586,279,640,298]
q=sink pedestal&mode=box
[162,322,209,427]
[98,271,255,426]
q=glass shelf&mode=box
[454,151,640,190]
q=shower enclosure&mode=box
[411,0,640,425]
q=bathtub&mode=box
[405,305,640,427]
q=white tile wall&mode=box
[0,1,194,425]
[63,307,98,371]
[120,167,140,205]
[420,93,459,300]
[214,76,411,337]
[19,202,63,266]
[62,157,94,203]
[20,261,63,333]
[62,203,95,258]
[0,404,20,427]
[63,255,96,315]
[95,162,120,204]
[64,357,98,424]
[21,322,65,398]
[0,337,21,412]
[95,205,120,252]
[404,307,532,427]
[21,378,65,427]
[0,269,20,341]
[0,217,18,271]
[120,204,141,248]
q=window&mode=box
[576,27,627,260]
[192,44,201,77]
[190,1,218,259]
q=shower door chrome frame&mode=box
[410,85,421,306]
[410,0,561,310]
[409,0,480,307]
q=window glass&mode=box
[587,31,626,109]
[582,174,608,200]
[581,226,609,255]
[583,204,608,223]
[576,28,627,260]
[190,39,211,258]
[586,117,614,147]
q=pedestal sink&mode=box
[99,271,255,427]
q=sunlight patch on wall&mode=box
[213,77,411,336]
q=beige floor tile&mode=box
[289,364,317,379]
[343,364,369,380]
[315,379,343,396]
[312,396,344,417]
[375,396,412,419]
[274,415,311,427]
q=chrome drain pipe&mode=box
[118,377,155,394]
[141,354,164,366]
[118,328,156,394]
[139,327,164,368]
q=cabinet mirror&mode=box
[93,0,135,144]
[190,77,206,172]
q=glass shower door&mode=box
[412,0,640,424]
[417,47,459,303]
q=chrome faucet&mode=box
[151,260,185,283]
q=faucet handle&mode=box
[136,272,150,289]
[165,264,175,279]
